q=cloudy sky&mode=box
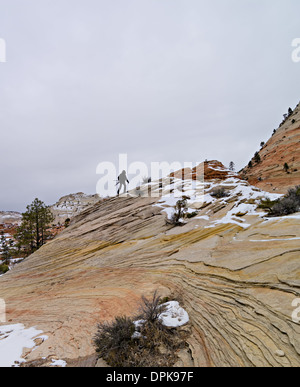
[1,0,300,211]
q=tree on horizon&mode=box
[1,231,12,265]
[15,198,54,256]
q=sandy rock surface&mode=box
[0,178,300,367]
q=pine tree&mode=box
[284,163,290,173]
[229,161,235,172]
[1,231,11,265]
[254,152,261,164]
[64,218,71,228]
[15,198,54,256]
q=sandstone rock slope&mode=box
[0,167,299,367]
[240,102,300,193]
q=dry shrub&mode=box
[137,290,164,323]
[210,187,230,199]
[93,292,188,367]
[93,316,135,367]
[166,196,190,226]
[259,186,300,217]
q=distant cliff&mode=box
[50,192,100,224]
[240,102,300,193]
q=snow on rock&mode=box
[131,301,189,339]
[131,331,143,339]
[152,174,284,227]
[133,319,146,329]
[50,192,100,224]
[0,324,45,367]
[159,301,189,328]
[0,212,22,225]
[50,359,67,367]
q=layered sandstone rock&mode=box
[50,193,100,224]
[240,102,300,193]
[0,174,299,367]
[171,160,234,181]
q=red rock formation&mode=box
[170,160,235,181]
[240,102,300,194]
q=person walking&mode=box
[117,170,129,195]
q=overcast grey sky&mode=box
[1,0,300,211]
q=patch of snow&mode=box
[0,324,44,367]
[159,301,189,328]
[131,331,142,339]
[284,213,300,219]
[195,215,209,221]
[250,237,300,242]
[261,212,300,224]
[154,175,286,230]
[50,359,67,367]
[161,207,176,220]
[133,319,146,329]
[131,301,189,337]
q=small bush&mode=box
[166,196,189,226]
[64,218,71,228]
[284,163,290,173]
[0,264,9,274]
[210,187,230,199]
[254,152,261,164]
[186,211,198,219]
[93,292,188,367]
[258,186,300,217]
[271,198,299,216]
[258,198,277,211]
[94,316,135,367]
[137,290,165,323]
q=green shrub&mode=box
[186,211,198,219]
[258,186,300,217]
[254,152,261,164]
[0,264,9,274]
[284,163,290,173]
[64,218,71,228]
[258,198,278,211]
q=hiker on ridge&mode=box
[117,170,129,195]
